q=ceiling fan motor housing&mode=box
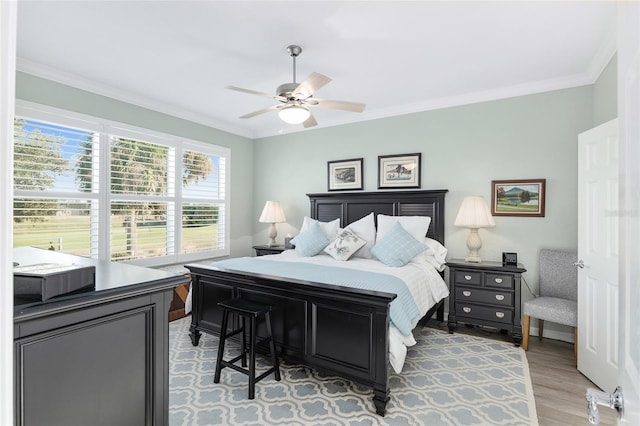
[277,82,301,99]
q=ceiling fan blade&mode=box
[239,104,283,119]
[302,113,318,128]
[226,86,286,102]
[309,98,366,113]
[292,72,332,98]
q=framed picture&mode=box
[378,153,421,189]
[491,179,546,217]
[327,158,363,191]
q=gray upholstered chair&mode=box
[522,249,578,364]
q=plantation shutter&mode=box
[13,104,231,265]
[13,118,99,257]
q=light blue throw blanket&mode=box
[214,257,420,336]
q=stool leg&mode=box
[214,309,229,384]
[265,311,280,381]
[248,316,256,400]
[241,315,247,368]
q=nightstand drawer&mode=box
[455,303,514,325]
[454,270,482,285]
[455,287,513,307]
[485,273,514,289]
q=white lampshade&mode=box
[259,201,286,223]
[278,105,310,124]
[454,196,496,229]
[259,200,286,247]
[454,196,495,263]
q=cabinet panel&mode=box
[454,270,482,285]
[455,286,513,307]
[485,273,514,289]
[455,303,514,325]
[15,307,154,426]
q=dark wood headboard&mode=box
[307,190,448,245]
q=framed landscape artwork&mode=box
[378,153,421,189]
[491,179,546,217]
[327,158,363,191]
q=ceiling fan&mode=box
[227,45,366,128]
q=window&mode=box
[13,102,230,265]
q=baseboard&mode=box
[529,326,575,344]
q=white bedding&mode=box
[186,250,449,374]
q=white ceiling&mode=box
[16,1,617,139]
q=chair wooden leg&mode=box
[538,319,544,341]
[574,327,578,367]
[522,315,530,351]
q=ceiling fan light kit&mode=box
[278,104,310,124]
[227,45,366,128]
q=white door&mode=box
[577,119,619,392]
[617,1,640,423]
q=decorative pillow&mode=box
[370,221,428,267]
[344,212,376,259]
[290,221,330,257]
[410,237,448,271]
[376,214,432,243]
[300,217,340,240]
[324,228,367,261]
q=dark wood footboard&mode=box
[186,264,397,415]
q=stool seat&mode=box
[218,298,272,318]
[214,297,280,399]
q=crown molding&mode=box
[18,55,607,141]
[251,72,596,139]
[16,58,255,139]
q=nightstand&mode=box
[252,245,285,256]
[446,259,526,346]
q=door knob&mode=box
[574,259,585,269]
[586,386,623,424]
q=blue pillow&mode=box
[371,221,428,267]
[290,221,330,257]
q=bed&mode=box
[185,189,448,416]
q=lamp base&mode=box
[465,228,483,263]
[267,223,278,247]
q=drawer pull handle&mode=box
[463,291,472,297]
[464,275,472,281]
[495,278,503,284]
[495,312,505,318]
[462,307,472,313]
[495,294,505,301]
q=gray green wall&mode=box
[16,72,255,259]
[253,87,594,299]
[593,54,618,126]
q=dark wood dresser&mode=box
[446,259,526,346]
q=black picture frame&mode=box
[378,153,421,189]
[327,158,363,191]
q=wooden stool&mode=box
[213,298,281,399]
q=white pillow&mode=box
[376,214,431,243]
[344,212,376,259]
[411,237,448,271]
[300,216,340,240]
[323,228,366,261]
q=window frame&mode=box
[14,100,231,266]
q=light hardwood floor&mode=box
[426,320,617,426]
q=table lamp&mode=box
[454,196,495,263]
[259,200,286,246]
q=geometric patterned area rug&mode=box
[169,316,538,426]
